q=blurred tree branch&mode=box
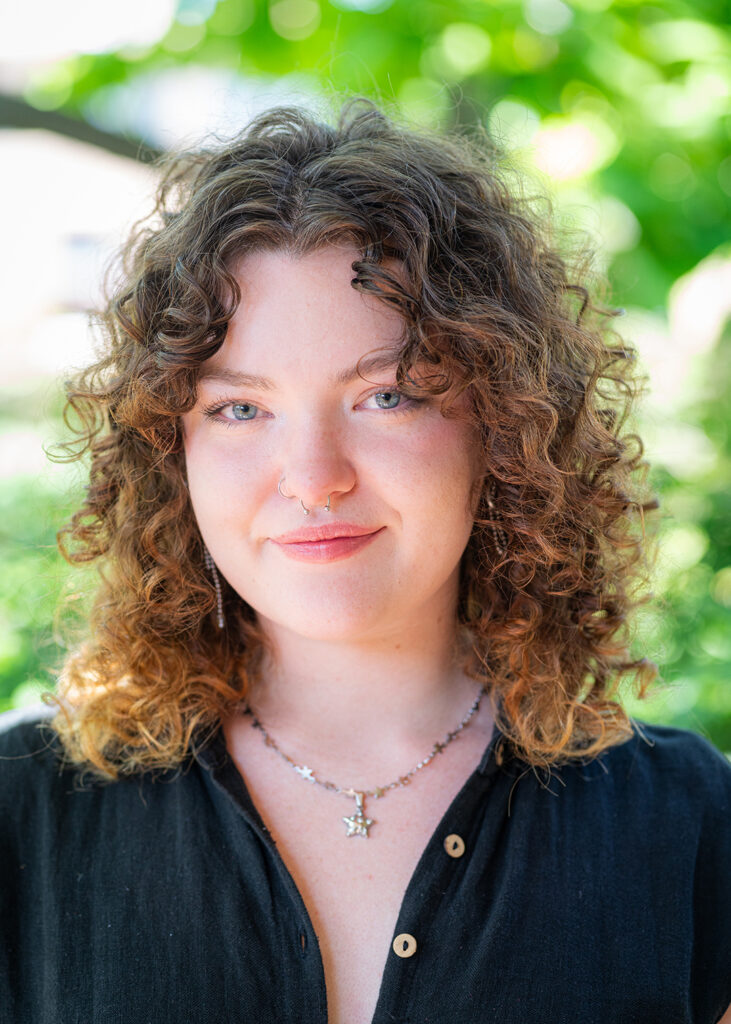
[0,92,161,162]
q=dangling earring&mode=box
[486,478,508,557]
[203,547,225,630]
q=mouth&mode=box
[273,522,379,544]
[271,523,385,563]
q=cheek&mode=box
[390,417,478,530]
[184,433,220,514]
[182,432,266,539]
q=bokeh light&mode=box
[0,0,729,749]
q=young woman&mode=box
[1,100,729,1024]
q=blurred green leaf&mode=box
[3,0,729,751]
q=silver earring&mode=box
[203,547,225,630]
[486,478,508,556]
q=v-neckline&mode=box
[197,715,504,1023]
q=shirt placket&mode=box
[370,759,502,1024]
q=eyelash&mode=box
[201,389,423,426]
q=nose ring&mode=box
[278,477,295,500]
[278,477,331,516]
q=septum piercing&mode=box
[278,477,331,515]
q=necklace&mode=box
[243,687,487,838]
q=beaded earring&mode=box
[485,478,508,556]
[203,548,225,630]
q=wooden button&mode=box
[392,933,417,958]
[444,833,465,858]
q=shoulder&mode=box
[506,720,731,846]
[574,720,731,817]
[0,704,61,764]
[622,721,731,849]
[509,719,731,795]
[546,718,731,794]
[598,719,731,805]
[0,706,72,858]
[0,705,209,863]
[547,721,731,875]
[0,705,69,804]
[629,718,730,770]
[548,724,731,1020]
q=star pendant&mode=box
[342,807,374,837]
[342,791,374,837]
[294,765,315,782]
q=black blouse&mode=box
[1,705,730,1024]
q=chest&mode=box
[7,741,709,1024]
[225,726,487,1024]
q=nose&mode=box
[278,417,357,512]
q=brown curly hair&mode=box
[47,98,658,778]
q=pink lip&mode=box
[273,522,379,544]
[271,522,385,563]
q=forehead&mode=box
[216,246,407,370]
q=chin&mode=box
[252,595,398,644]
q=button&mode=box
[392,933,417,958]
[444,833,465,858]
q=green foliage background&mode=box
[2,0,729,749]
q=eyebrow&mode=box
[197,351,403,391]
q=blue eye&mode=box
[373,391,402,410]
[231,403,258,420]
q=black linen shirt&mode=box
[1,705,730,1024]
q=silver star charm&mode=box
[342,791,374,837]
[343,808,374,837]
[295,765,315,782]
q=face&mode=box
[182,245,479,646]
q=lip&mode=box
[273,522,380,544]
[271,522,385,563]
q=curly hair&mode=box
[47,98,659,778]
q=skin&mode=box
[181,244,488,764]
[181,244,495,1024]
[180,245,731,1024]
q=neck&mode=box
[239,613,486,772]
